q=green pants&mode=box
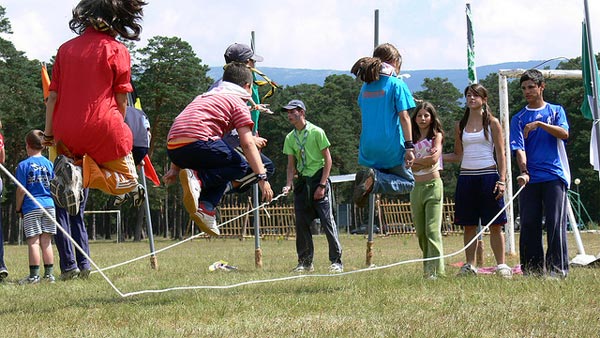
[409,178,445,276]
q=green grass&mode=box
[2,232,600,337]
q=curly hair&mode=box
[69,0,148,41]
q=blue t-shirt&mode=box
[357,75,416,168]
[16,155,55,214]
[510,102,571,187]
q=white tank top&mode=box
[461,127,496,169]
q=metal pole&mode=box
[140,166,158,269]
[366,193,375,266]
[374,9,379,48]
[250,30,262,268]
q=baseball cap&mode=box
[224,43,264,63]
[282,99,306,111]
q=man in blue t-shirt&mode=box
[510,69,571,279]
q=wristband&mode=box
[404,140,415,149]
[496,181,505,186]
[317,183,326,189]
[257,173,268,181]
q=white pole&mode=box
[498,73,516,255]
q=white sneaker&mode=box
[179,169,200,216]
[192,205,220,237]
[292,264,314,273]
[496,264,513,279]
[329,263,344,273]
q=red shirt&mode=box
[49,29,133,163]
[168,93,253,143]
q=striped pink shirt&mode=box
[168,93,253,142]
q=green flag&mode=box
[466,3,477,84]
[581,20,597,120]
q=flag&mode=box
[466,3,477,84]
[581,13,600,178]
[581,20,597,120]
[41,64,58,162]
[41,63,51,102]
[142,154,160,187]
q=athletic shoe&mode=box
[457,263,478,276]
[329,263,344,273]
[496,264,513,279]
[51,155,83,216]
[192,203,220,237]
[0,267,8,282]
[113,193,130,207]
[291,264,314,273]
[79,268,91,279]
[19,275,40,285]
[43,274,56,283]
[353,168,374,208]
[130,184,146,208]
[59,267,80,281]
[180,169,201,216]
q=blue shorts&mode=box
[454,172,506,226]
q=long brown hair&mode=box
[459,83,492,142]
[351,43,401,84]
[411,102,444,143]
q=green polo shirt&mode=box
[283,121,330,177]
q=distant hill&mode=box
[207,60,563,93]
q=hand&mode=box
[41,133,54,147]
[282,185,291,195]
[405,150,415,168]
[254,136,268,149]
[523,121,540,139]
[493,181,506,200]
[258,180,273,202]
[517,173,529,187]
[162,167,180,185]
[313,185,325,200]
[428,146,438,155]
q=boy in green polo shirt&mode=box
[282,99,343,273]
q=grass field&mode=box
[1,232,600,337]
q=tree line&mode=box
[0,6,597,243]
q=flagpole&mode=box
[584,0,600,179]
[250,31,263,269]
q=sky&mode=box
[1,0,600,71]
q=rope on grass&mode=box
[2,161,525,298]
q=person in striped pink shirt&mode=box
[163,62,273,236]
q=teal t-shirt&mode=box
[283,121,330,177]
[357,75,415,168]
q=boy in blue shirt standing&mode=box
[510,69,571,279]
[16,130,57,284]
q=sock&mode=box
[29,265,40,278]
[44,264,54,277]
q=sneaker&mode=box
[19,275,40,285]
[0,267,8,281]
[292,264,314,273]
[130,184,146,208]
[59,267,80,281]
[79,268,91,279]
[496,264,513,279]
[180,169,201,216]
[113,193,130,207]
[329,263,344,273]
[192,204,220,237]
[457,263,478,276]
[353,168,374,208]
[51,155,83,216]
[43,274,56,283]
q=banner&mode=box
[466,3,477,84]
